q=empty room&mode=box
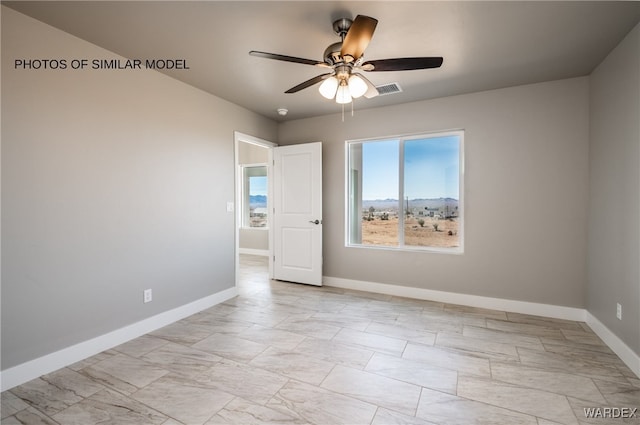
[1,1,639,424]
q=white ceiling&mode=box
[6,1,640,121]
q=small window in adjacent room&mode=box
[347,130,464,252]
[241,165,268,228]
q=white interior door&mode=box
[273,142,322,286]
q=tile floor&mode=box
[2,254,639,424]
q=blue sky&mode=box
[249,176,267,196]
[362,136,460,200]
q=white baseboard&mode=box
[323,276,639,378]
[323,276,586,321]
[239,248,269,257]
[0,286,238,392]
[4,278,638,391]
[586,312,640,378]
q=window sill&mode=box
[345,243,463,255]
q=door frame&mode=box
[234,132,277,286]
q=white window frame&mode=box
[345,129,464,254]
[240,163,269,230]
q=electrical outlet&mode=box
[226,202,234,213]
[616,303,622,320]
[143,289,153,304]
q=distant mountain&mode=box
[249,195,267,207]
[248,195,456,210]
[364,197,458,203]
[409,197,458,203]
[363,197,458,211]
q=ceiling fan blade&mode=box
[285,73,333,94]
[249,50,328,67]
[340,15,378,61]
[352,72,379,98]
[362,57,443,71]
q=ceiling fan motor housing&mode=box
[325,18,354,65]
[324,42,343,66]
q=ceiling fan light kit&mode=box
[318,76,339,99]
[318,73,367,102]
[348,74,368,98]
[335,81,352,104]
[250,14,443,114]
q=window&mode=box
[347,130,463,252]
[241,165,268,228]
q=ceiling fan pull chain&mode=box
[342,103,345,122]
[351,101,354,117]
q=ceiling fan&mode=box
[249,15,443,104]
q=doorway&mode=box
[234,132,276,291]
[234,133,324,290]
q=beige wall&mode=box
[239,228,269,252]
[587,23,640,355]
[279,77,590,308]
[1,7,277,369]
[239,141,269,164]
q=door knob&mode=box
[309,219,320,225]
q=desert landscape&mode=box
[362,216,459,248]
[360,198,460,248]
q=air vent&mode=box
[375,82,403,96]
